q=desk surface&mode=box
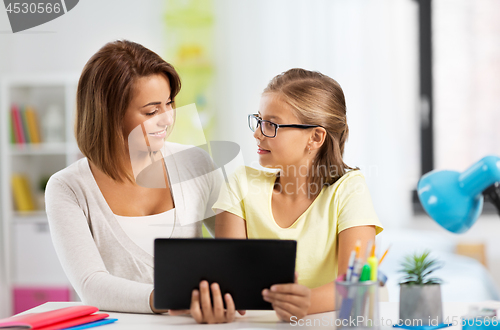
[20,301,478,329]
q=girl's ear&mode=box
[309,127,327,150]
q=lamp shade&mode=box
[417,155,500,233]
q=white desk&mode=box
[18,302,477,329]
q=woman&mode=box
[45,40,221,313]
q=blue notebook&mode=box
[63,318,118,330]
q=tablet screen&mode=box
[154,238,296,310]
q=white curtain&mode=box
[213,0,420,228]
[434,0,500,172]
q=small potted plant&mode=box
[399,250,444,326]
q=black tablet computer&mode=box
[154,238,296,310]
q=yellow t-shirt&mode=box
[212,166,383,289]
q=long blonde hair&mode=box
[263,68,357,188]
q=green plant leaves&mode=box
[398,250,443,285]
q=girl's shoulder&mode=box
[325,169,369,195]
[229,165,278,183]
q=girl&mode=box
[192,68,383,323]
[45,40,223,314]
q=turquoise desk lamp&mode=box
[417,155,500,233]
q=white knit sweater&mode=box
[45,142,221,313]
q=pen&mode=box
[340,259,362,321]
[359,264,371,282]
[346,240,361,281]
[367,244,378,282]
[340,240,360,320]
[336,274,348,298]
[365,240,373,263]
[346,250,356,282]
[378,245,391,265]
[359,264,372,322]
[377,270,388,286]
[350,259,363,283]
[355,264,371,320]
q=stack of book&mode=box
[0,305,117,329]
[10,104,42,144]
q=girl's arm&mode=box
[308,225,376,314]
[264,225,376,318]
[212,214,376,319]
[215,210,247,238]
[215,211,310,321]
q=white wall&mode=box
[0,0,167,75]
[433,0,500,171]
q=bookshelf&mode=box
[0,74,81,317]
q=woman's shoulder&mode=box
[49,157,88,182]
[44,158,93,210]
[46,158,89,193]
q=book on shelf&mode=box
[10,104,42,145]
[9,111,15,144]
[20,106,30,143]
[25,106,41,143]
[11,174,36,212]
[11,104,25,144]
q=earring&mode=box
[308,146,311,154]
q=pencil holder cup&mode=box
[335,281,380,329]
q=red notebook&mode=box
[0,305,109,329]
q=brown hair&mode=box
[75,40,181,183]
[263,68,357,188]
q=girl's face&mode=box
[254,94,312,170]
[123,74,174,155]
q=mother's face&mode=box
[123,74,174,155]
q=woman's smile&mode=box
[148,128,167,139]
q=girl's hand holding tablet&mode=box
[262,272,311,322]
[170,275,308,323]
[168,280,246,324]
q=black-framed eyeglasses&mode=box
[248,114,321,138]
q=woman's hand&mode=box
[149,290,169,314]
[262,273,311,322]
[169,280,246,324]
